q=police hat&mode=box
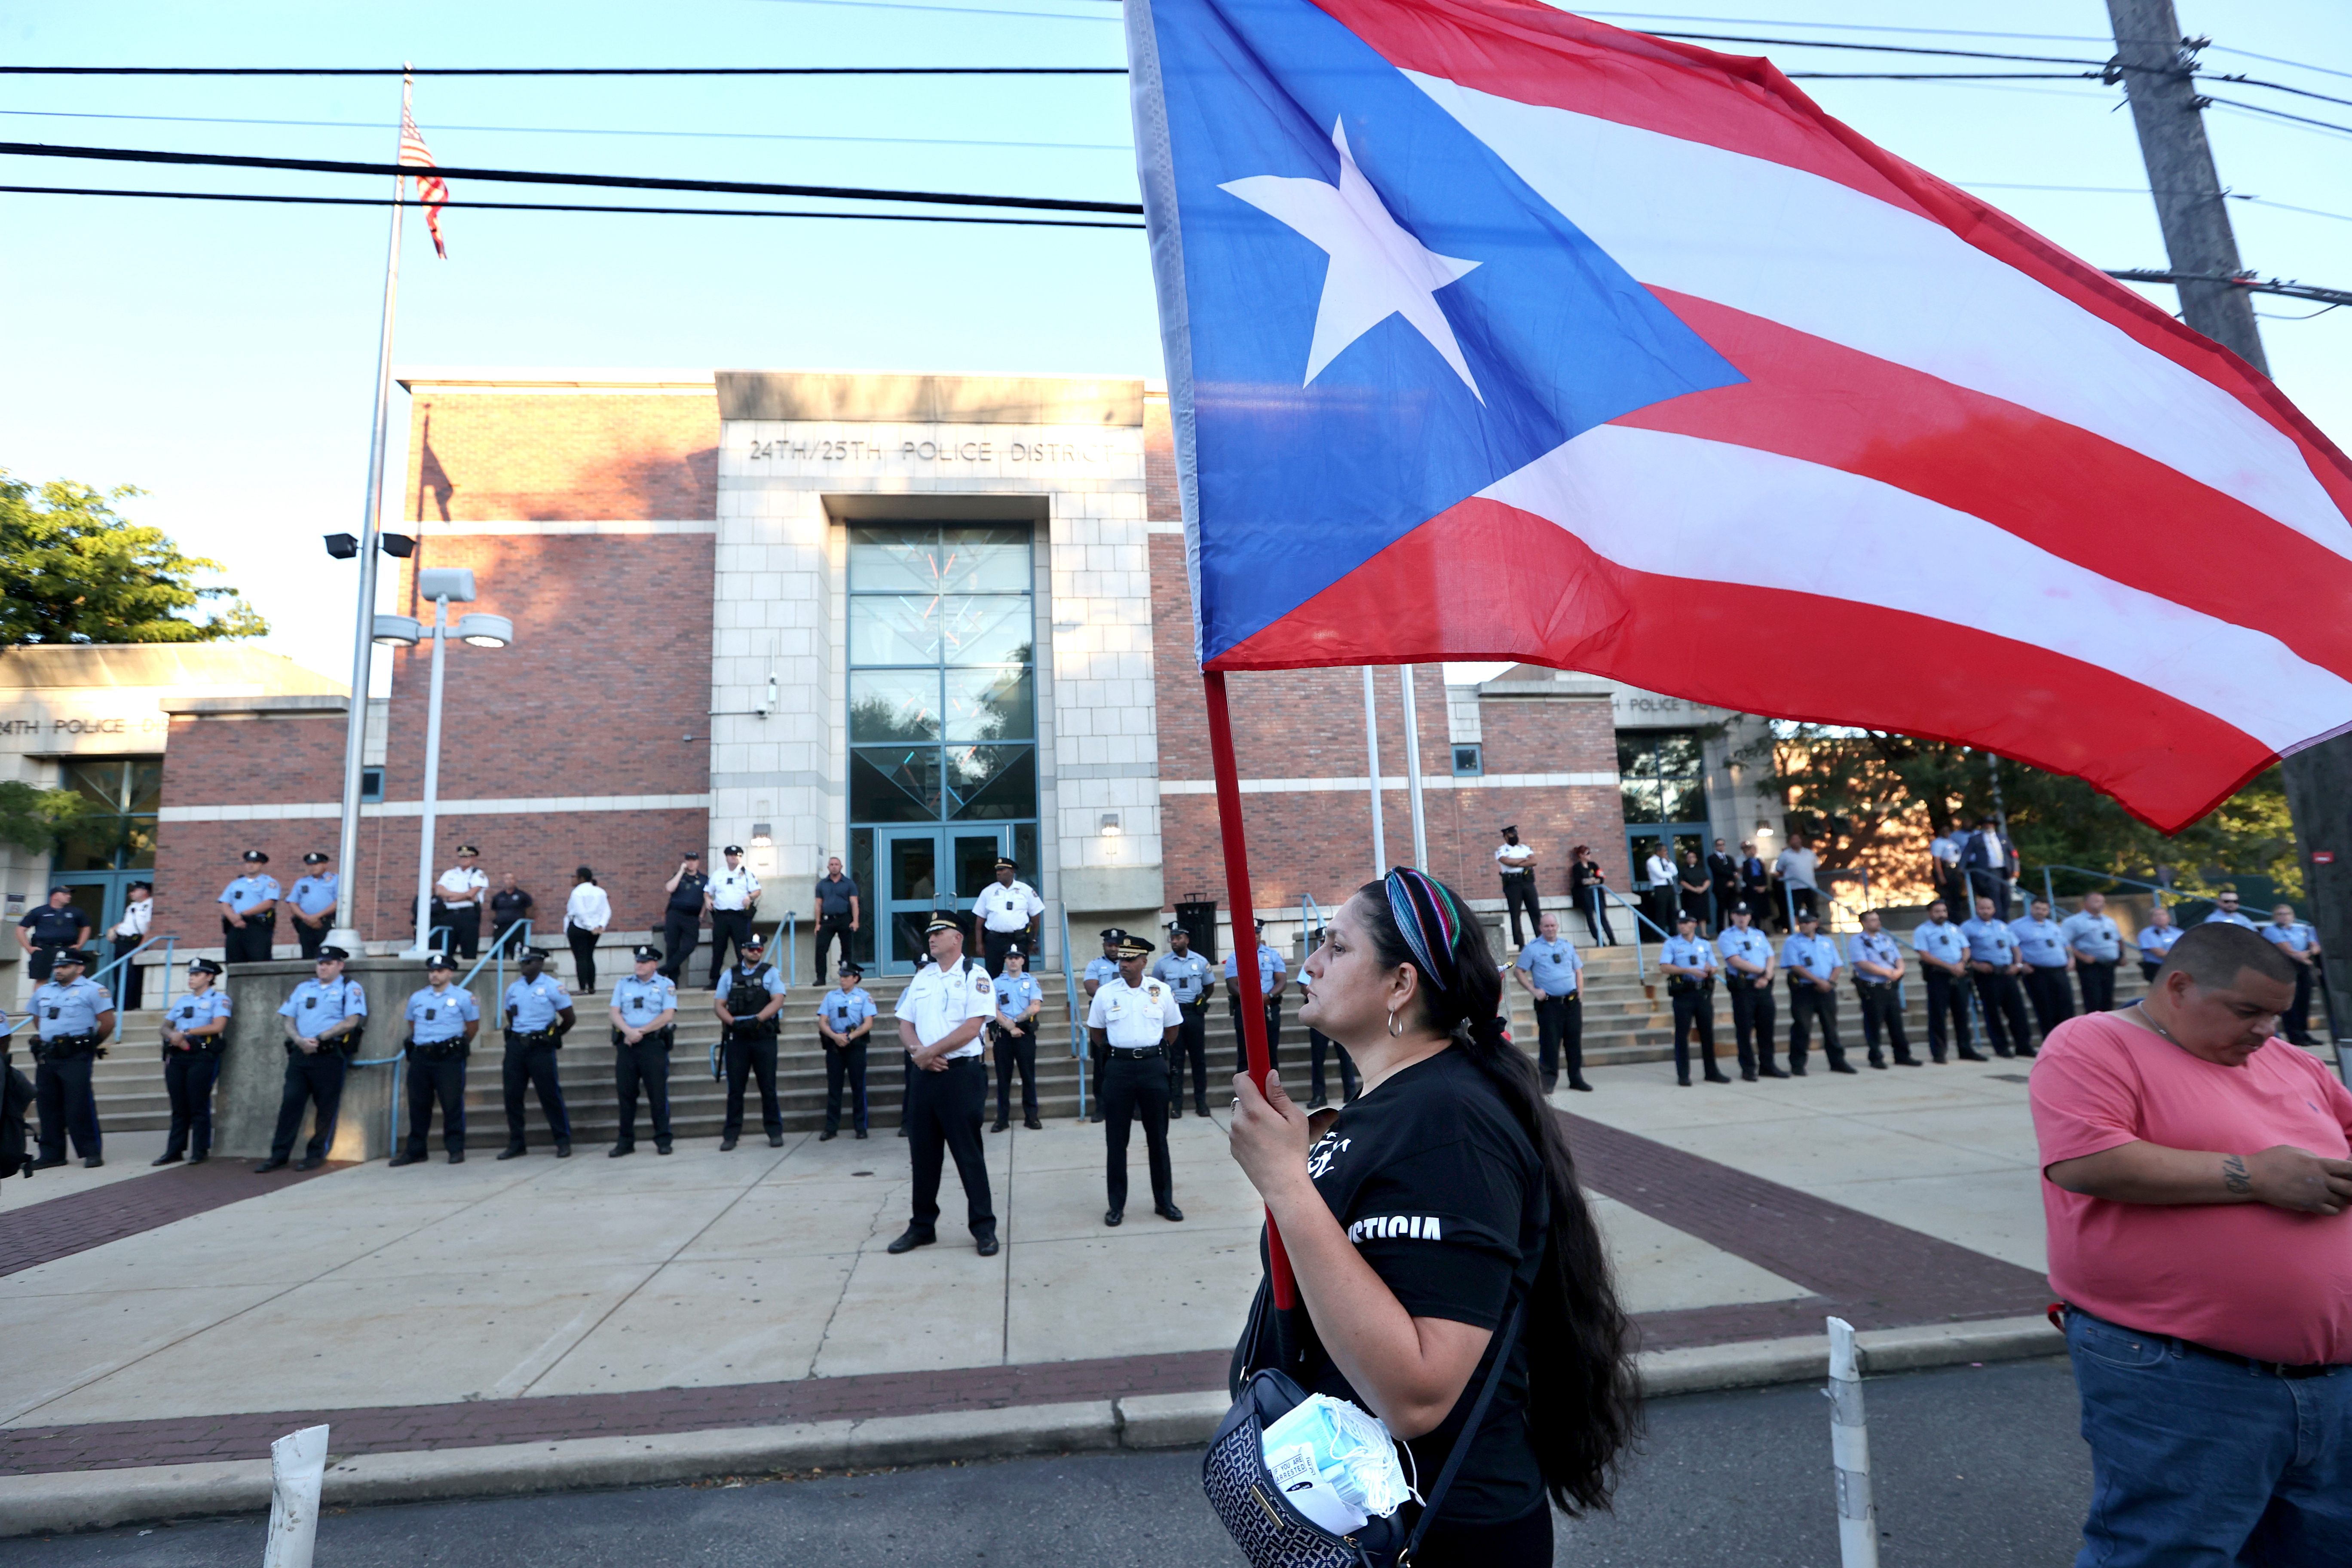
[303,851,330,865]
[189,958,224,977]
[1500,823,1518,835]
[128,879,152,893]
[519,946,552,962]
[1796,909,1821,924]
[426,952,456,970]
[1253,918,1268,932]
[242,849,270,864]
[1001,940,1026,958]
[722,843,745,856]
[1729,901,1752,916]
[683,849,703,859]
[741,932,766,949]
[1098,927,1125,944]
[633,944,664,963]
[1675,909,1699,924]
[925,913,963,935]
[47,885,68,896]
[994,856,1018,872]
[1168,924,1192,939]
[839,962,865,977]
[55,947,95,966]
[317,945,350,963]
[455,844,481,857]
[1114,935,1155,960]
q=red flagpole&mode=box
[1204,668,1297,1310]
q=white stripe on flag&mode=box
[1404,72,2352,560]
[1481,425,2352,752]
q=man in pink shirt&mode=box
[2033,922,2352,1565]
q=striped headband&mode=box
[1384,867,1463,992]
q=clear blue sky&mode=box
[5,1,2348,684]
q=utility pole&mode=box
[2107,0,2352,1029]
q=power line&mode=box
[0,64,1126,77]
[2201,94,2352,140]
[1573,12,2115,44]
[1784,71,2106,83]
[0,141,1146,214]
[0,184,1143,228]
[2205,73,2352,112]
[743,0,1121,18]
[2210,46,2352,84]
[2105,268,2352,309]
[1637,32,2111,66]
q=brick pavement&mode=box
[0,1160,345,1280]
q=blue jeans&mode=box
[2067,1308,2352,1565]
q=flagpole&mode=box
[1204,670,1297,1311]
[1398,665,1429,871]
[1363,667,1387,878]
[325,70,412,952]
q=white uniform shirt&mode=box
[437,866,488,906]
[897,957,996,1059]
[1495,842,1534,875]
[1087,974,1182,1048]
[973,879,1045,932]
[709,865,762,912]
[1644,853,1675,888]
[111,898,153,940]
[565,882,612,930]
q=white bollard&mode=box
[1825,1318,1879,1567]
[261,1423,330,1568]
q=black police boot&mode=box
[1829,1060,1859,1075]
[252,1157,289,1173]
[296,1155,327,1172]
[820,1128,838,1141]
[975,1231,1000,1257]
[1024,1117,1042,1130]
[990,1120,1008,1134]
[886,1227,935,1254]
[1868,1052,1887,1069]
[721,1136,739,1152]
[768,1133,783,1148]
[387,1152,423,1167]
[152,1151,184,1167]
[1569,1078,1594,1092]
[656,1138,674,1155]
[497,1145,528,1161]
[1958,1048,1988,1062]
[83,1156,104,1168]
[188,1151,209,1164]
[1704,1069,1732,1084]
[447,1150,465,1164]
[608,1142,634,1158]
[555,1140,572,1158]
[1156,1203,1185,1222]
[1195,1099,1212,1118]
[855,1127,870,1139]
[1105,1208,1124,1226]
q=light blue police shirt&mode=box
[821,985,877,1036]
[2058,911,2122,963]
[1149,951,1212,1004]
[1084,956,1122,989]
[504,974,574,1032]
[612,973,677,1029]
[1515,936,1584,995]
[279,977,367,1028]
[1846,930,1904,979]
[1911,919,1968,969]
[2011,917,2070,968]
[169,990,233,1034]
[1660,935,1718,974]
[1716,926,1773,975]
[2204,910,2261,930]
[2264,921,2318,955]
[405,985,479,1044]
[31,977,110,1038]
[218,874,282,913]
[722,962,788,1002]
[993,971,1045,1022]
[2138,924,2184,962]
[1780,934,1842,985]
[288,874,339,918]
[1222,947,1287,990]
[1958,917,2019,966]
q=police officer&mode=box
[258,945,367,1172]
[1302,966,1357,1109]
[1495,824,1540,947]
[1509,911,1588,1093]
[1846,910,1919,1069]
[287,851,339,961]
[1706,838,1740,934]
[660,853,710,984]
[988,941,1044,1132]
[2011,897,2074,1045]
[1909,900,1976,1063]
[391,953,479,1166]
[109,881,154,1010]
[888,914,999,1256]
[28,947,113,1168]
[716,931,787,1150]
[16,885,92,983]
[498,946,575,1160]
[155,957,231,1165]
[1780,911,1852,1075]
[1083,928,1125,1122]
[2137,902,2182,983]
[1224,919,1287,1075]
[1661,911,1727,1087]
[816,961,876,1140]
[1151,925,1214,1118]
[490,872,536,953]
[2264,903,2324,1045]
[1715,900,1782,1080]
[2059,891,2123,1014]
[1087,932,1183,1226]
[1960,894,2034,1059]
[812,857,860,987]
[435,845,488,961]
[706,845,762,987]
[2204,889,2261,930]
[217,850,280,965]
[973,857,1044,976]
[609,944,678,1157]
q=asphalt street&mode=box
[0,1358,2090,1568]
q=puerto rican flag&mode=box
[1126,0,2352,832]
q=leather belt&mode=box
[1107,1046,1164,1059]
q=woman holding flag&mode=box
[1227,867,1635,1563]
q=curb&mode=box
[0,1318,2058,1537]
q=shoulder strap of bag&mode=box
[1399,1288,1528,1564]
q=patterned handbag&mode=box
[1201,1285,1527,1568]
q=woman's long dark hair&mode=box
[1355,873,1639,1515]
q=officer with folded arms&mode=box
[609,944,678,1157]
[816,961,876,1140]
[498,946,575,1160]
[2058,890,2123,1014]
[973,856,1044,976]
[258,945,366,1172]
[2012,895,2076,1044]
[1151,924,1214,1118]
[706,845,762,987]
[888,913,1000,1256]
[715,931,788,1150]
[29,947,113,1168]
[989,940,1044,1133]
[287,851,339,961]
[1088,931,1184,1226]
[1715,900,1782,1080]
[391,954,479,1166]
[1909,899,1976,1063]
[435,845,488,961]
[1846,909,1920,1068]
[1780,910,1853,1075]
[1961,894,2035,1058]
[155,957,231,1165]
[217,849,280,965]
[1661,910,1728,1087]
[1508,911,1589,1093]
[17,884,91,984]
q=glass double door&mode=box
[876,824,1017,974]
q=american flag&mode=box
[399,79,449,259]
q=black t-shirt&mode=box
[1274,1046,1546,1525]
[491,889,534,925]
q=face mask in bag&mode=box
[1259,1394,1415,1536]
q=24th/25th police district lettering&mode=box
[744,438,1113,463]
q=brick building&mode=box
[150,367,1768,978]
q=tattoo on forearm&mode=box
[2222,1155,2253,1195]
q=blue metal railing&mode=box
[458,919,532,1001]
[1059,903,1088,1119]
[87,933,178,1014]
[1602,886,1667,981]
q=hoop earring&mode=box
[1387,1008,1404,1038]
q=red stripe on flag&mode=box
[1621,288,2352,685]
[1210,495,2275,832]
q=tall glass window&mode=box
[49,755,163,934]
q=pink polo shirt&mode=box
[2032,1010,2352,1365]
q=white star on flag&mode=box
[1222,119,1482,400]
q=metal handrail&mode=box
[1059,903,1088,1119]
[459,919,532,1004]
[1601,886,1665,981]
[2022,862,2174,913]
[87,932,177,1014]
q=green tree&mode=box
[0,779,103,856]
[0,471,266,646]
